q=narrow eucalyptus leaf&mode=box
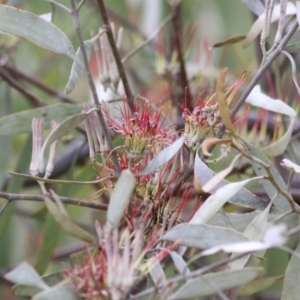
[260,117,295,157]
[4,262,48,290]
[12,272,64,297]
[161,223,249,249]
[32,280,79,300]
[65,30,104,94]
[149,262,167,285]
[44,195,95,244]
[213,35,246,48]
[168,268,263,300]
[138,135,185,176]
[0,5,77,61]
[194,153,268,210]
[240,274,284,296]
[243,2,296,48]
[282,238,300,300]
[169,251,191,276]
[38,112,87,172]
[107,170,136,228]
[241,140,299,249]
[228,201,272,270]
[246,85,296,117]
[190,176,263,224]
[0,104,82,136]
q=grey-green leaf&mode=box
[282,238,300,300]
[168,268,263,299]
[107,169,136,228]
[65,31,104,94]
[38,112,87,172]
[12,271,64,297]
[138,135,185,176]
[0,104,82,136]
[0,5,77,61]
[4,262,49,290]
[190,175,263,224]
[242,139,299,249]
[194,153,268,210]
[161,223,249,249]
[32,280,79,300]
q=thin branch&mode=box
[230,20,299,120]
[170,3,192,108]
[96,0,134,110]
[69,0,121,176]
[0,68,46,107]
[0,192,108,211]
[122,15,173,63]
[45,0,71,13]
[3,63,76,104]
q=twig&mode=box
[3,63,76,104]
[0,192,108,211]
[70,0,121,176]
[230,20,299,120]
[96,0,134,110]
[170,3,192,108]
[122,15,173,63]
[0,68,46,107]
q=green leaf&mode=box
[161,223,249,249]
[194,153,268,210]
[282,237,300,299]
[38,112,87,172]
[0,5,77,61]
[32,280,79,300]
[4,262,49,290]
[65,30,104,94]
[169,251,191,276]
[0,104,82,136]
[243,2,296,48]
[190,175,263,224]
[107,169,136,228]
[12,271,64,297]
[137,135,185,176]
[168,268,263,299]
[240,274,284,296]
[213,35,246,48]
[44,194,95,244]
